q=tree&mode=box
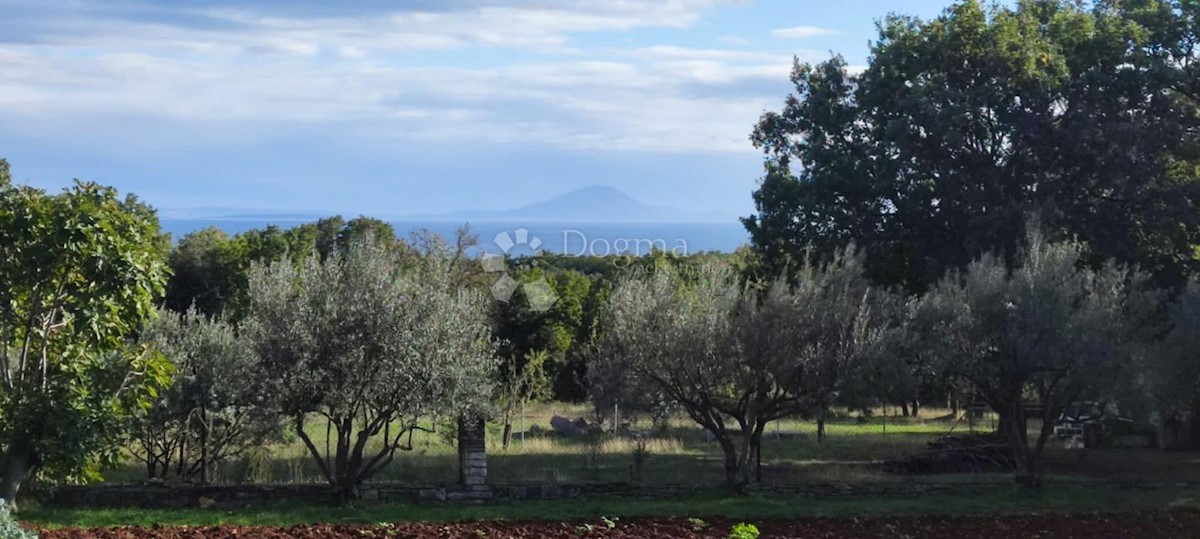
[597,264,759,488]
[595,258,898,488]
[914,230,1146,487]
[774,248,905,443]
[496,350,550,449]
[1145,280,1200,448]
[493,266,598,402]
[747,0,1200,291]
[243,241,497,497]
[164,227,232,317]
[165,216,409,320]
[131,308,280,483]
[0,175,173,506]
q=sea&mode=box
[160,219,750,256]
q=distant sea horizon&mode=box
[160,219,750,256]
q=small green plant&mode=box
[728,522,759,539]
[0,500,36,539]
[687,517,709,531]
[600,516,619,529]
[575,522,596,536]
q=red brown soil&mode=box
[38,512,1200,539]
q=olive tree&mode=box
[1145,280,1200,448]
[131,308,280,483]
[243,242,497,497]
[0,167,172,506]
[596,256,898,488]
[596,264,755,488]
[915,231,1145,487]
[776,249,905,442]
[496,350,550,450]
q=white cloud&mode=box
[771,25,839,39]
[0,0,793,154]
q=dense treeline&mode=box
[747,0,1200,291]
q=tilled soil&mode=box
[38,511,1200,539]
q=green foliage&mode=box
[595,255,902,487]
[914,228,1150,485]
[0,500,34,539]
[0,173,172,501]
[131,308,281,482]
[164,216,408,320]
[748,0,1200,291]
[728,522,759,539]
[1143,279,1200,437]
[243,241,498,494]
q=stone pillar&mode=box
[457,416,489,498]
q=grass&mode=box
[22,485,1200,529]
[104,403,980,486]
[100,401,1200,487]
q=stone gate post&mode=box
[457,416,489,498]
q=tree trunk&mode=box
[334,475,361,501]
[717,435,743,491]
[900,401,910,417]
[199,407,209,485]
[502,422,513,450]
[816,418,826,444]
[1000,402,1041,488]
[752,421,766,484]
[0,440,35,510]
[911,399,920,418]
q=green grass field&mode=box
[99,401,1200,491]
[23,486,1200,529]
[106,403,993,485]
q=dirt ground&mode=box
[38,511,1200,538]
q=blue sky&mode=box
[0,0,960,219]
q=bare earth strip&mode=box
[37,512,1200,539]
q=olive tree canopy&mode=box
[243,241,497,496]
[915,231,1148,486]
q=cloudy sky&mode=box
[0,0,958,218]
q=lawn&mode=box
[22,485,1200,529]
[104,403,993,485]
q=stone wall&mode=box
[48,480,1191,509]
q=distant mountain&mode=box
[410,185,732,223]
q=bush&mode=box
[729,522,759,539]
[0,500,36,539]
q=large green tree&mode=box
[914,230,1149,487]
[243,242,497,497]
[0,163,173,505]
[748,0,1200,291]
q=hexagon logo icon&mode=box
[482,228,557,312]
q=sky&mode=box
[0,0,960,219]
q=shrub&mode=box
[729,522,759,539]
[0,500,36,539]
